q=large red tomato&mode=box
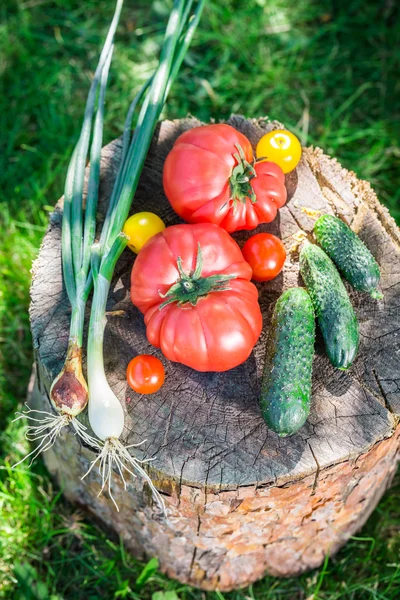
[130,223,263,372]
[163,124,287,233]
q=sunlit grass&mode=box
[0,0,399,598]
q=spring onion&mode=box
[81,0,205,512]
[15,0,205,514]
[13,1,124,465]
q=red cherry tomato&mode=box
[242,233,286,282]
[126,355,165,394]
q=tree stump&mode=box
[29,115,400,591]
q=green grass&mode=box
[1,0,400,598]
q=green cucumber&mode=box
[314,214,383,299]
[260,287,315,437]
[300,242,359,370]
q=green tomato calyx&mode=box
[229,144,257,208]
[159,243,235,309]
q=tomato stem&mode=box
[229,143,257,207]
[159,243,235,308]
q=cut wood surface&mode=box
[29,115,400,591]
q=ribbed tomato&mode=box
[163,124,287,233]
[130,223,262,372]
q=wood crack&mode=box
[308,443,320,496]
[372,368,398,421]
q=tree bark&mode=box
[29,115,400,591]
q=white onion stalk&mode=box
[81,245,165,512]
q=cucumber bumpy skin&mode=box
[314,214,383,300]
[260,287,315,437]
[300,243,359,370]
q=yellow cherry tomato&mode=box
[123,212,165,253]
[256,129,302,174]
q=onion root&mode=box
[81,437,166,513]
[12,404,100,468]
